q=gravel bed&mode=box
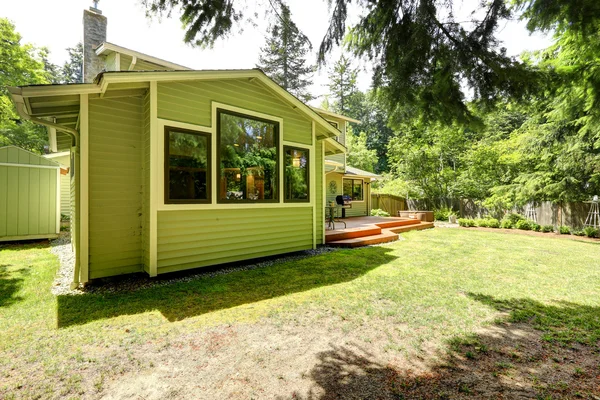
[49,234,341,296]
[50,233,83,296]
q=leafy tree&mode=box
[257,4,314,102]
[0,19,50,153]
[345,127,378,173]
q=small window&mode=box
[164,127,211,204]
[284,146,309,202]
[217,109,279,202]
[343,178,363,201]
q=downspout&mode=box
[9,90,79,147]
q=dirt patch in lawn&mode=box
[97,318,600,400]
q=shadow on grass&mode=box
[0,264,27,307]
[57,246,397,328]
[286,294,600,399]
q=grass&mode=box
[1,229,600,398]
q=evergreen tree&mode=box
[61,42,83,83]
[256,4,314,102]
[327,54,358,114]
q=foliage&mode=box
[505,213,526,224]
[60,42,83,84]
[531,222,541,232]
[572,229,586,237]
[434,207,455,221]
[458,218,476,227]
[559,226,571,235]
[474,218,488,228]
[583,227,599,238]
[256,4,313,102]
[370,208,390,217]
[345,127,378,173]
[541,225,554,233]
[487,218,500,228]
[515,220,533,231]
[501,219,513,229]
[327,54,359,115]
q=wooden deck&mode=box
[325,216,434,247]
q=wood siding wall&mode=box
[88,96,144,279]
[157,208,313,273]
[157,79,313,145]
[325,173,369,217]
[0,147,58,240]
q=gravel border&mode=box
[50,233,342,296]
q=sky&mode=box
[3,0,553,106]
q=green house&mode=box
[8,6,358,286]
[0,146,61,242]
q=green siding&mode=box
[88,96,144,279]
[157,208,313,273]
[0,147,58,240]
[141,92,151,273]
[157,79,313,145]
[120,54,170,71]
[45,154,71,216]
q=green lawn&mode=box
[1,229,600,399]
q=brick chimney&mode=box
[82,5,107,83]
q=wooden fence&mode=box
[372,194,593,228]
[370,194,406,216]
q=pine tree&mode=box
[61,43,83,83]
[256,4,314,102]
[327,54,358,114]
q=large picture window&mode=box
[217,109,279,202]
[164,127,210,204]
[343,178,363,201]
[284,146,309,202]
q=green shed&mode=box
[0,146,60,242]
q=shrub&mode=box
[531,223,541,232]
[515,220,533,230]
[573,230,585,237]
[559,226,571,235]
[371,208,390,217]
[500,219,513,229]
[475,218,488,227]
[541,225,554,233]
[434,207,455,221]
[583,227,599,238]
[505,213,526,224]
[487,218,500,228]
[458,218,476,227]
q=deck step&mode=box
[387,221,435,233]
[325,226,382,243]
[374,219,422,229]
[327,230,399,248]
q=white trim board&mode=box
[0,163,59,169]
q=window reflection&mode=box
[218,110,279,202]
[166,128,210,203]
[284,147,309,202]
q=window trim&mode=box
[164,125,212,204]
[343,178,365,202]
[283,145,310,203]
[216,108,280,204]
